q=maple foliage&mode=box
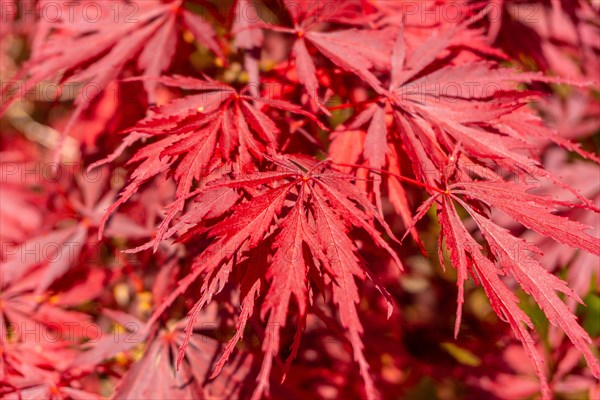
[1,1,599,400]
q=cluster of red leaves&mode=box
[1,1,599,399]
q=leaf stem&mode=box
[332,162,445,194]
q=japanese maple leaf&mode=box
[495,149,600,312]
[1,0,222,114]
[0,267,95,347]
[480,341,600,399]
[328,22,527,244]
[331,20,598,223]
[329,23,497,184]
[415,24,590,173]
[93,75,324,237]
[69,305,253,399]
[1,222,88,293]
[538,90,600,140]
[254,0,395,112]
[137,155,402,400]
[374,0,507,61]
[1,167,148,293]
[1,340,102,400]
[490,0,600,80]
[111,316,254,400]
[404,173,600,399]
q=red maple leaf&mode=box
[134,155,401,399]
[93,75,324,238]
